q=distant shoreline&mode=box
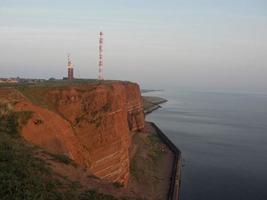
[142,96,168,115]
[141,89,164,94]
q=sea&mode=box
[146,90,267,200]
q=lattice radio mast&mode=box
[98,31,104,80]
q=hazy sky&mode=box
[0,0,267,92]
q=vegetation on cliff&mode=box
[0,101,121,200]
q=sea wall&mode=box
[149,122,182,200]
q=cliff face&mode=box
[14,81,145,184]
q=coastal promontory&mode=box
[0,80,180,199]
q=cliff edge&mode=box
[3,81,145,185]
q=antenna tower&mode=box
[98,31,104,80]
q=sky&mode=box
[0,0,267,93]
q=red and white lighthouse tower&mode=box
[98,31,104,80]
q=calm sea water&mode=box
[146,90,267,200]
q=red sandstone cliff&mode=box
[11,81,144,184]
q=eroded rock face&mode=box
[125,82,145,131]
[14,82,144,184]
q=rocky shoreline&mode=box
[142,96,168,114]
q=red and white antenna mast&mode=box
[98,31,104,80]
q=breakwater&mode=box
[148,122,182,200]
